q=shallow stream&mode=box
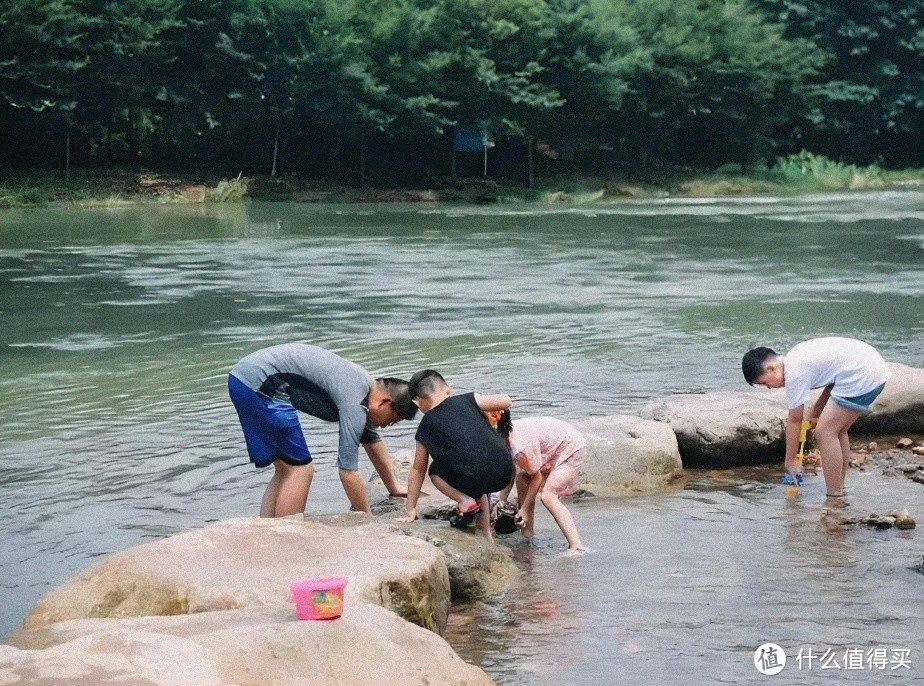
[1,193,921,680]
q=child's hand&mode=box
[397,508,417,523]
[515,509,529,530]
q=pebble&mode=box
[866,514,897,529]
[913,446,924,456]
[894,511,917,530]
[862,511,916,530]
[912,473,924,485]
[867,441,879,452]
[896,437,914,449]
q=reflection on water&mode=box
[448,468,924,684]
[0,194,922,672]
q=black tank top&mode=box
[415,392,511,482]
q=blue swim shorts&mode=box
[831,383,885,414]
[228,374,312,468]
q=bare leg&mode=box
[260,468,282,517]
[540,489,584,553]
[815,402,862,497]
[429,474,477,511]
[272,460,314,517]
[475,495,493,542]
[839,432,852,490]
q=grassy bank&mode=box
[1,154,922,209]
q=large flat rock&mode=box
[396,522,519,602]
[313,513,519,603]
[853,363,924,435]
[370,450,458,519]
[640,363,924,468]
[572,415,686,494]
[5,604,494,686]
[640,390,788,468]
[21,517,450,635]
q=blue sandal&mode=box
[781,472,804,487]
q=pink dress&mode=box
[509,417,586,496]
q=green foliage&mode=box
[0,0,920,178]
[771,151,884,189]
[760,0,924,165]
[0,0,88,111]
[615,0,825,166]
[0,184,49,207]
[207,174,250,202]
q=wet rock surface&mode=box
[5,604,494,686]
[639,390,788,467]
[19,517,451,635]
[572,414,686,495]
[5,517,502,685]
[853,437,924,487]
[826,510,916,531]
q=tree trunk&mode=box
[271,121,280,177]
[527,136,534,188]
[65,124,71,180]
[451,125,457,179]
[359,126,366,188]
[106,117,113,163]
[128,112,137,163]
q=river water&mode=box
[0,193,922,681]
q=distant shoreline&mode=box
[1,164,923,210]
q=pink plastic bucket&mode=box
[289,577,347,620]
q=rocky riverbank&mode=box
[2,362,921,685]
[3,168,924,210]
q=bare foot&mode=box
[824,493,847,509]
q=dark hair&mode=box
[377,377,418,420]
[494,409,512,439]
[741,347,778,385]
[408,369,447,400]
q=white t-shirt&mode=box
[784,337,891,410]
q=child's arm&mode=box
[364,441,406,497]
[515,464,546,530]
[496,470,515,504]
[474,393,511,412]
[805,385,831,425]
[400,441,430,522]
[784,406,805,475]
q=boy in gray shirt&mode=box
[229,343,417,516]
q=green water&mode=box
[0,193,922,680]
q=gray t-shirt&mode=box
[229,343,380,470]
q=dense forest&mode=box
[1,0,921,184]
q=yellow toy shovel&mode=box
[783,420,811,498]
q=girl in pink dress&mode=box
[489,412,587,554]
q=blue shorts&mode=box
[228,374,312,468]
[832,383,885,414]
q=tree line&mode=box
[1,0,921,183]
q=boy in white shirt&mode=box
[742,337,891,498]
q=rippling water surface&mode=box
[0,193,922,679]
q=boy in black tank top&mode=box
[401,370,513,542]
